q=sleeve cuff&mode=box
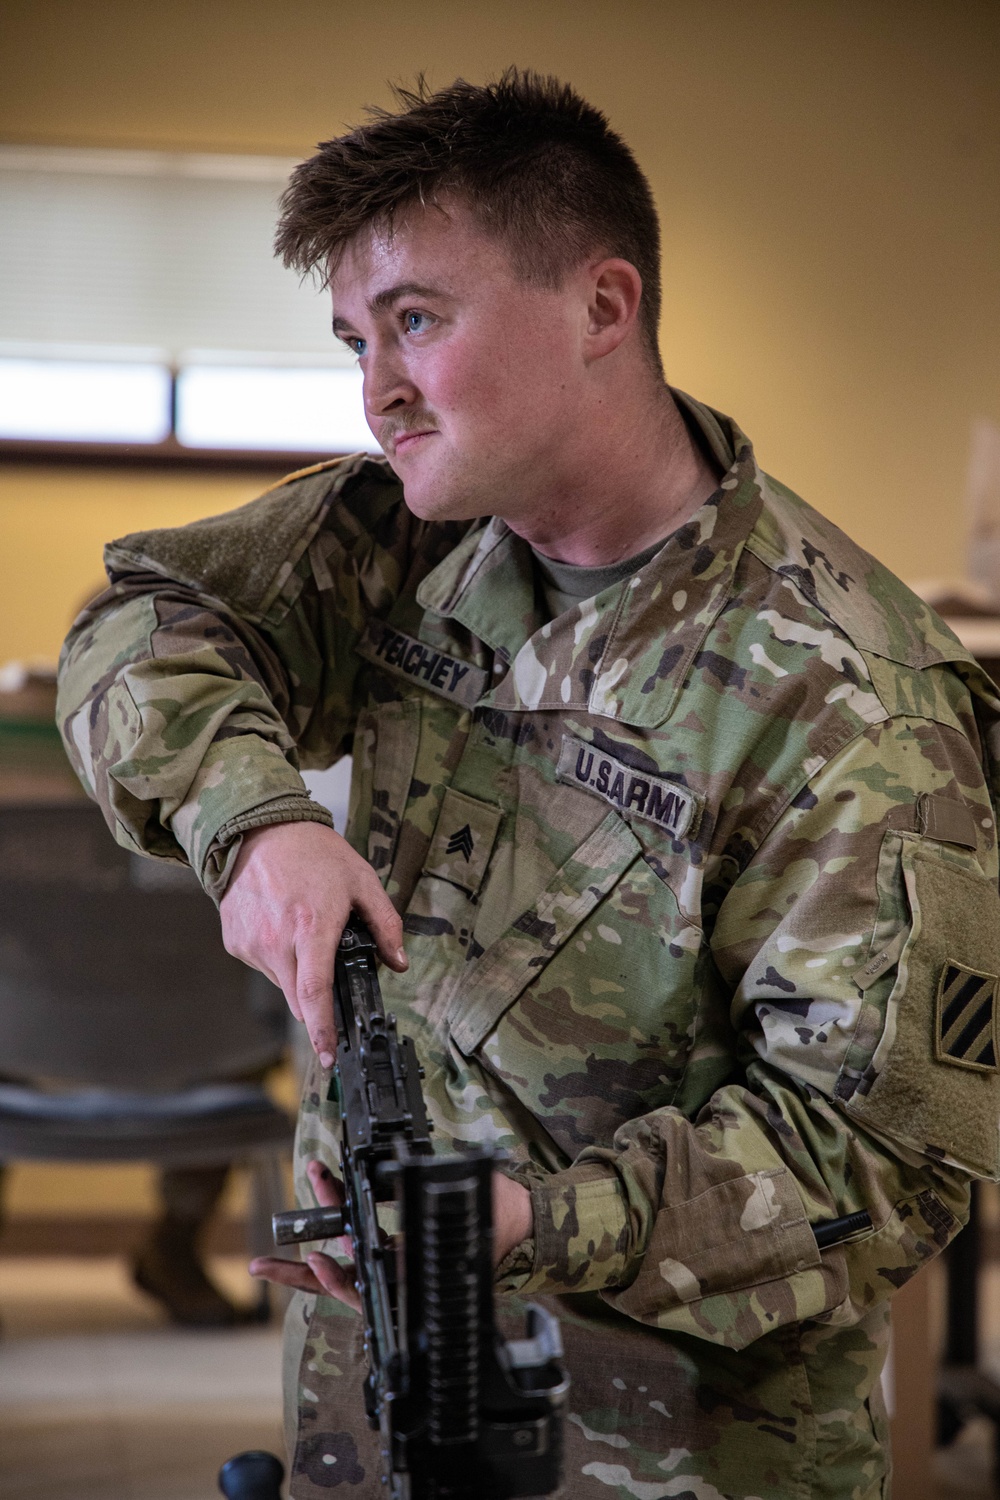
[158,731,333,897]
[201,793,335,901]
[502,1163,633,1297]
[214,795,334,843]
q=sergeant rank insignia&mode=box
[445,824,475,862]
[935,961,1000,1072]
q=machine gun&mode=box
[270,918,567,1498]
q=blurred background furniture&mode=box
[0,796,294,1324]
[938,1184,1000,1487]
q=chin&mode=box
[399,468,488,525]
[401,486,483,525]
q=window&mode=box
[0,147,379,464]
[175,362,374,454]
[0,356,172,445]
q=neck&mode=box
[507,380,721,567]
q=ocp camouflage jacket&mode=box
[58,394,1000,1499]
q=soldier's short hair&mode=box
[275,69,663,371]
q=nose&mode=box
[363,342,417,419]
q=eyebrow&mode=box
[331,281,447,336]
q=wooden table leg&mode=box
[890,1267,935,1500]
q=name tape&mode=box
[358,621,489,708]
[557,734,702,840]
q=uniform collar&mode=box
[416,391,763,729]
[417,512,542,661]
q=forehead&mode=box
[330,198,516,307]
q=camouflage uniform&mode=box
[58,393,1000,1499]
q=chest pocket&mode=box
[424,789,502,896]
[446,810,703,1157]
[350,693,474,912]
[362,699,421,878]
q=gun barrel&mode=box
[267,919,567,1497]
[272,1206,346,1245]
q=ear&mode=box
[583,258,643,363]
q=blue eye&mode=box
[350,337,366,357]
[405,310,429,333]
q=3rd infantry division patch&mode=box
[935,961,1000,1071]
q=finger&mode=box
[306,1159,344,1209]
[249,1255,326,1296]
[249,1253,360,1313]
[307,1252,362,1312]
[293,925,339,1065]
[302,1165,355,1258]
[353,880,408,973]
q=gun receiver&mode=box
[272,919,567,1499]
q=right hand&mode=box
[219,821,407,1064]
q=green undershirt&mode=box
[532,534,668,621]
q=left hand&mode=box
[249,1159,534,1313]
[249,1159,362,1311]
[492,1169,534,1263]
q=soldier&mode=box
[58,72,1000,1499]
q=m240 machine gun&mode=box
[270,918,568,1498]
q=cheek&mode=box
[444,348,552,429]
[441,360,500,409]
[424,353,509,428]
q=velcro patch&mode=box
[357,621,489,708]
[935,961,999,1072]
[917,793,978,850]
[556,734,702,840]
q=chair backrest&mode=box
[0,802,288,1091]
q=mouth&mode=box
[391,429,436,456]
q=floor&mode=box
[937,1422,997,1500]
[0,1256,286,1500]
[2,1250,1000,1499]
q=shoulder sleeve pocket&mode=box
[104,458,368,620]
[846,838,1000,1179]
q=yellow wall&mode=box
[1,467,278,662]
[2,0,999,663]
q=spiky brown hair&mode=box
[275,69,663,369]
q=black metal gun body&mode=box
[274,920,567,1499]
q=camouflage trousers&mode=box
[283,1284,891,1499]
